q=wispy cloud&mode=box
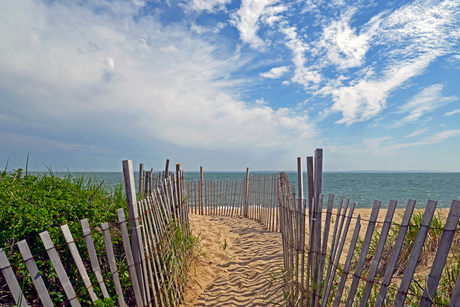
[0,0,317,157]
[405,128,429,138]
[312,8,380,70]
[260,66,289,78]
[444,109,460,116]
[161,44,178,53]
[368,129,460,152]
[279,23,322,87]
[181,0,231,13]
[362,136,393,149]
[191,22,226,34]
[390,84,457,127]
[283,0,460,125]
[230,0,287,49]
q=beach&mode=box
[182,208,451,306]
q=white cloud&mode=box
[182,0,231,13]
[444,109,460,116]
[279,24,322,87]
[260,66,289,78]
[362,136,393,149]
[255,98,269,105]
[191,22,226,34]
[312,9,380,70]
[405,128,429,138]
[365,129,460,152]
[230,0,287,49]
[161,44,178,52]
[391,84,457,127]
[322,0,460,125]
[0,0,317,156]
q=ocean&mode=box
[53,171,459,209]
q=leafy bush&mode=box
[0,167,128,305]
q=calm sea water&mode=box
[53,171,460,209]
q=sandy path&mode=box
[181,208,450,306]
[182,215,285,306]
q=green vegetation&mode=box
[0,163,202,306]
[0,166,128,305]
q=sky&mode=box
[1,0,460,172]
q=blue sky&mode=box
[1,0,460,172]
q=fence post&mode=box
[200,166,204,215]
[312,148,323,291]
[306,155,314,304]
[165,159,170,178]
[244,167,250,218]
[176,164,182,220]
[139,163,144,196]
[297,157,307,298]
[122,160,147,305]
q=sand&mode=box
[181,215,285,306]
[182,208,451,306]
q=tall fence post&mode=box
[297,157,307,300]
[176,163,182,220]
[164,159,170,179]
[200,166,204,215]
[306,155,314,304]
[244,167,250,218]
[312,149,323,294]
[122,160,147,305]
[139,163,144,196]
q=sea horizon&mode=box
[20,170,458,211]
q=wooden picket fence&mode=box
[279,149,460,306]
[185,167,281,232]
[0,160,190,307]
[3,153,460,306]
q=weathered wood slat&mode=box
[321,201,355,305]
[39,231,81,307]
[101,222,126,307]
[61,224,99,303]
[123,160,148,305]
[314,193,334,307]
[306,156,314,304]
[449,264,460,307]
[312,149,323,291]
[138,199,160,307]
[394,199,438,307]
[321,196,344,306]
[143,197,167,307]
[419,199,460,307]
[17,240,53,307]
[117,208,144,306]
[0,248,29,307]
[358,199,398,307]
[80,219,110,299]
[150,191,172,307]
[333,215,361,307]
[345,200,381,307]
[375,199,416,307]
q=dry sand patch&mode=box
[182,215,285,306]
